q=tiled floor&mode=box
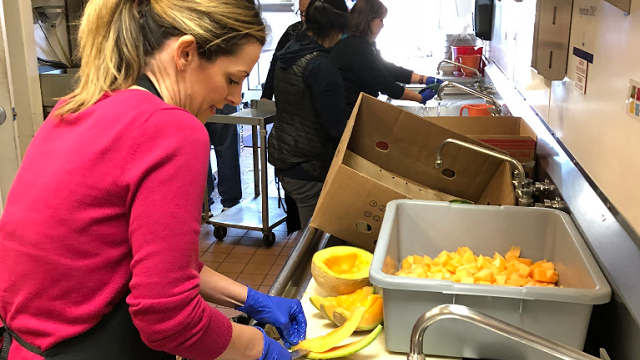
[204,137,298,318]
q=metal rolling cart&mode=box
[204,100,286,247]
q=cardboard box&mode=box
[427,116,537,164]
[310,94,516,251]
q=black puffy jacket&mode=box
[268,34,348,181]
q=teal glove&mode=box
[419,83,441,94]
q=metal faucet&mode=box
[436,81,502,116]
[436,59,482,79]
[407,304,602,360]
[435,138,533,206]
[437,59,496,93]
[435,138,525,190]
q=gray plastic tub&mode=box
[370,200,611,360]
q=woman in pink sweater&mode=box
[0,0,306,359]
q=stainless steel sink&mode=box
[387,96,490,117]
[406,74,481,96]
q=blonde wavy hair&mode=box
[55,0,266,117]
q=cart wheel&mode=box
[213,226,227,241]
[262,232,276,247]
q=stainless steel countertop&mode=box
[206,100,276,126]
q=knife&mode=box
[289,349,310,359]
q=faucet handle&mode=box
[487,106,501,116]
[534,179,557,195]
[551,197,569,212]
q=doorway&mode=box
[0,4,23,213]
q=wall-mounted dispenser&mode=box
[474,0,494,41]
[531,0,574,80]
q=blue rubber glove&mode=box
[237,287,307,348]
[420,88,437,104]
[425,76,444,85]
[257,327,292,360]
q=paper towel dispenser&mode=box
[473,0,494,41]
[531,0,573,80]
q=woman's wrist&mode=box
[199,265,249,307]
[411,73,428,84]
[400,88,423,103]
[220,323,264,360]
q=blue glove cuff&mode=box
[426,76,444,85]
[256,327,292,360]
[236,286,255,312]
[258,327,269,359]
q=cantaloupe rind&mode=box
[306,325,383,359]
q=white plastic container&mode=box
[369,200,611,360]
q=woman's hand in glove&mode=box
[237,287,307,348]
[257,327,292,360]
[420,89,437,104]
[425,76,444,85]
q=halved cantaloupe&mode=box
[293,306,367,353]
[306,325,383,359]
[332,295,383,331]
[311,247,373,296]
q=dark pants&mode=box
[205,107,242,209]
[278,176,347,247]
[278,176,324,229]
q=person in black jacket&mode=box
[261,0,348,101]
[268,0,349,228]
[331,0,442,112]
[260,0,308,100]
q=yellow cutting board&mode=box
[300,279,459,360]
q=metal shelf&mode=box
[204,100,285,246]
[205,196,286,232]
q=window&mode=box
[375,0,476,75]
[244,10,299,92]
[244,0,478,95]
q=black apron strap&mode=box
[1,324,10,360]
[0,312,44,359]
[136,73,164,100]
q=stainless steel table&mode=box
[204,100,286,247]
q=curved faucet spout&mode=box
[437,59,482,79]
[408,304,600,360]
[436,81,502,116]
[435,138,525,190]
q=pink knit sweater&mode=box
[0,89,232,359]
